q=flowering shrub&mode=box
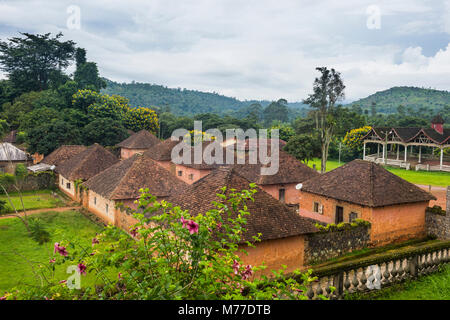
[124,106,159,134]
[343,126,372,150]
[3,186,319,300]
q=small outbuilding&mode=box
[299,159,436,246]
[83,153,187,226]
[116,130,160,159]
[42,145,87,167]
[0,142,30,174]
[57,143,118,201]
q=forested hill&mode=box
[348,86,450,115]
[102,79,309,117]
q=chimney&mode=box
[431,114,444,134]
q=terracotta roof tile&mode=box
[165,167,318,242]
[43,145,87,166]
[116,130,160,149]
[57,143,118,181]
[301,159,436,207]
[83,153,187,200]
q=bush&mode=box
[3,186,320,300]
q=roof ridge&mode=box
[109,155,140,199]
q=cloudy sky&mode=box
[1,0,450,102]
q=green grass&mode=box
[306,158,450,187]
[347,264,450,300]
[0,190,65,214]
[0,210,105,294]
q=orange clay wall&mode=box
[58,175,77,200]
[261,183,300,205]
[370,202,428,246]
[120,148,146,160]
[237,235,305,276]
[86,190,116,225]
[299,191,371,223]
[154,160,175,174]
[174,165,211,184]
[299,191,429,246]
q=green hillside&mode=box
[102,79,309,118]
[348,86,450,115]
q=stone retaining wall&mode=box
[304,224,371,265]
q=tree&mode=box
[270,121,295,142]
[19,106,61,132]
[74,62,106,91]
[1,91,42,129]
[124,107,159,134]
[26,120,81,155]
[82,117,129,146]
[284,134,320,163]
[304,67,345,173]
[370,102,377,117]
[263,99,289,125]
[0,33,76,94]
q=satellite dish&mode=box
[295,183,303,190]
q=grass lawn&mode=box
[306,158,450,187]
[0,190,66,214]
[0,210,106,294]
[346,264,450,300]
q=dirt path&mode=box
[0,206,82,220]
[416,184,447,208]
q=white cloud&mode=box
[0,0,449,102]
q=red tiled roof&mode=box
[57,143,119,181]
[116,130,160,149]
[84,153,187,200]
[43,145,87,166]
[301,160,436,207]
[166,167,318,242]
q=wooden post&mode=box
[396,144,399,160]
[363,142,366,160]
[440,148,444,170]
[382,143,386,163]
[418,146,422,164]
[377,144,380,157]
[404,145,408,162]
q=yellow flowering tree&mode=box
[343,126,372,150]
[124,106,159,135]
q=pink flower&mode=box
[0,294,7,300]
[217,222,222,229]
[180,216,188,228]
[59,280,67,284]
[232,260,240,275]
[77,263,87,276]
[241,265,253,280]
[186,220,199,234]
[53,243,68,257]
[92,237,99,246]
[49,259,56,264]
[118,272,122,280]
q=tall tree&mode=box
[263,99,289,125]
[304,67,345,173]
[0,33,76,95]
